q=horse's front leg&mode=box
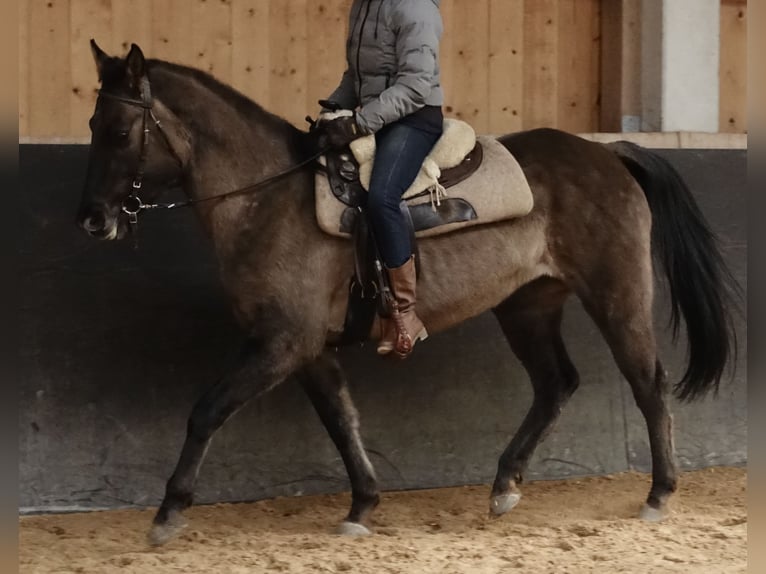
[149,337,303,546]
[296,353,379,535]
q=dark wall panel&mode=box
[19,146,746,511]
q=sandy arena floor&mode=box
[20,467,746,574]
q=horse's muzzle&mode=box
[77,204,120,240]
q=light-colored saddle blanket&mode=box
[315,118,534,239]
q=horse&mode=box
[77,42,739,546]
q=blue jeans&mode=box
[367,122,442,268]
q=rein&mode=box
[98,78,324,227]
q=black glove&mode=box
[318,99,343,112]
[322,114,361,150]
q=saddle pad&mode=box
[350,118,476,199]
[315,136,533,239]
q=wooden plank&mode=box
[488,0,524,134]
[557,0,599,133]
[719,0,747,132]
[557,0,578,131]
[620,0,641,123]
[600,0,640,132]
[306,0,351,116]
[192,0,233,84]
[112,0,153,56]
[588,0,602,131]
[446,0,490,132]
[523,0,558,129]
[19,0,29,136]
[152,0,193,65]
[438,0,456,119]
[268,0,308,126]
[0,0,15,134]
[28,0,71,137]
[599,0,622,131]
[231,0,270,106]
[70,0,113,137]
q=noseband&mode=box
[96,77,324,231]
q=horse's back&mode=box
[499,128,628,178]
[499,127,648,214]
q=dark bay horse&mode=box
[77,43,738,545]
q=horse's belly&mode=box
[404,216,555,334]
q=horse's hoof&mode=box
[639,503,668,522]
[335,521,372,536]
[147,512,188,546]
[489,492,521,516]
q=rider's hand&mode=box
[322,113,361,150]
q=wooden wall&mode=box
[18,0,746,139]
[720,0,748,133]
[19,0,601,138]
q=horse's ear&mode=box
[125,43,147,86]
[90,39,108,80]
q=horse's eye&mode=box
[110,129,131,146]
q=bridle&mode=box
[97,77,183,226]
[97,76,324,230]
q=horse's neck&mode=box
[151,65,307,247]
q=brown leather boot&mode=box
[380,256,428,358]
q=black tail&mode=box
[609,141,741,401]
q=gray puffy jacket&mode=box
[327,0,443,134]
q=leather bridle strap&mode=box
[98,77,181,224]
[98,78,324,224]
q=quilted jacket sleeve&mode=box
[355,0,442,134]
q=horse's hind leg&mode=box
[295,354,379,536]
[581,281,677,521]
[489,278,579,516]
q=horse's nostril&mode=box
[82,211,106,232]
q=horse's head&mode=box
[77,41,190,240]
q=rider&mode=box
[321,0,444,358]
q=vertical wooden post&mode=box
[600,0,641,132]
[558,0,601,133]
[600,0,622,132]
[19,0,29,137]
[719,0,747,132]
